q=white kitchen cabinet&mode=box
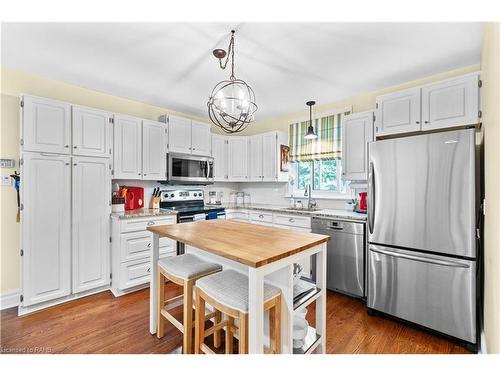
[168,115,192,154]
[142,120,167,180]
[22,95,71,154]
[228,136,249,181]
[249,134,263,181]
[262,132,279,181]
[72,106,112,158]
[72,156,111,293]
[421,73,480,131]
[342,111,374,180]
[111,215,177,296]
[191,121,212,156]
[375,87,421,136]
[113,114,142,179]
[211,134,228,181]
[21,152,71,306]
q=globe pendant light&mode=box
[304,100,318,140]
[207,30,257,134]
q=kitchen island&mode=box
[147,220,330,354]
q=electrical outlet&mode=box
[1,175,12,186]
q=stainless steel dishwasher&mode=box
[311,218,366,298]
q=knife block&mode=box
[150,196,160,209]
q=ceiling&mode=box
[1,23,484,121]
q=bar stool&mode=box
[157,253,222,354]
[194,269,282,354]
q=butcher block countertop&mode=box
[147,220,330,268]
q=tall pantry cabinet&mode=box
[20,95,111,313]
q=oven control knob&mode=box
[170,194,175,198]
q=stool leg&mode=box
[157,269,165,339]
[239,313,248,354]
[214,310,222,349]
[194,287,205,354]
[183,279,194,354]
[269,296,281,354]
[226,316,234,354]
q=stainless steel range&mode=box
[160,189,225,254]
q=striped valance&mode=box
[288,112,349,162]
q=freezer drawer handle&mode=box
[371,247,470,268]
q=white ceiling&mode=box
[1,23,484,121]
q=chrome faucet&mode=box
[304,184,317,209]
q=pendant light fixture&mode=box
[207,30,257,134]
[304,100,318,140]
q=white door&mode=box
[22,95,71,154]
[142,120,167,180]
[113,115,142,179]
[168,115,192,154]
[421,74,480,131]
[72,156,111,293]
[21,153,71,306]
[191,121,212,156]
[342,111,374,180]
[72,105,112,158]
[375,87,421,136]
[211,134,228,181]
[228,136,249,182]
[262,132,278,181]
[249,134,263,181]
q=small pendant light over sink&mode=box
[304,100,318,140]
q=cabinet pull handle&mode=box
[289,218,295,222]
[147,268,151,273]
[147,221,155,226]
[147,243,151,248]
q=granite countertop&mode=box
[111,208,177,220]
[210,203,367,222]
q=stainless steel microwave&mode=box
[167,153,214,185]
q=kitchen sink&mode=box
[281,207,322,212]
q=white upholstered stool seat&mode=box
[158,253,222,280]
[196,269,280,313]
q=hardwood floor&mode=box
[0,285,469,354]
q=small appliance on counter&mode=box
[123,186,144,211]
[354,192,367,213]
[208,191,222,205]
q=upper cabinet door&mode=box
[228,137,249,182]
[342,111,374,180]
[191,121,212,156]
[72,156,110,293]
[21,153,71,306]
[249,135,263,181]
[375,87,421,137]
[22,95,71,154]
[142,120,167,180]
[72,106,112,158]
[421,74,480,131]
[113,115,142,179]
[211,134,228,181]
[168,115,192,154]
[262,132,278,181]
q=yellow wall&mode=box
[239,65,480,136]
[0,63,482,295]
[481,23,500,354]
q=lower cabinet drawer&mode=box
[273,214,311,228]
[119,215,176,233]
[249,211,273,223]
[120,231,152,262]
[118,258,151,290]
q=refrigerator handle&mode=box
[368,162,375,234]
[370,246,470,268]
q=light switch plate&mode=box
[1,175,12,186]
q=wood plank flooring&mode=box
[0,285,469,354]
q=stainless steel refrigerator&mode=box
[367,128,479,346]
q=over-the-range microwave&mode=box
[166,153,214,185]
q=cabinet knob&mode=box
[259,214,264,219]
[289,218,295,223]
[147,268,151,273]
[424,121,429,124]
[73,146,77,148]
[147,221,155,226]
[64,145,69,148]
[147,243,151,248]
[138,173,141,175]
[73,163,77,166]
[143,174,147,176]
[416,121,420,124]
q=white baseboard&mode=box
[0,289,20,310]
[480,330,488,354]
